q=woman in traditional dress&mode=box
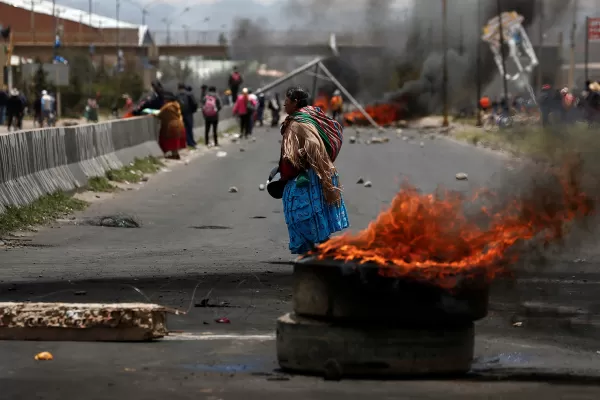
[156,91,186,160]
[278,86,350,254]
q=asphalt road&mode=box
[1,125,600,399]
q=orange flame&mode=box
[343,103,404,127]
[315,159,595,288]
[313,95,329,113]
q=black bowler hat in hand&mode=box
[266,166,286,199]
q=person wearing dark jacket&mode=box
[268,93,281,127]
[33,94,42,127]
[201,86,222,147]
[177,83,198,148]
[132,80,165,115]
[6,89,25,131]
[228,66,243,99]
[0,86,8,126]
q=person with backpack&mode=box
[232,88,256,138]
[177,83,198,149]
[228,66,243,99]
[41,90,56,127]
[202,86,222,147]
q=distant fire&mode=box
[313,95,329,113]
[314,158,595,288]
[343,102,405,127]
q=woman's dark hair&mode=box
[208,86,216,92]
[286,86,309,108]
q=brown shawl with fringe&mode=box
[281,120,341,204]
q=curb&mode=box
[512,302,600,338]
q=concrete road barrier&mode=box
[0,116,161,214]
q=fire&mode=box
[343,103,405,127]
[315,158,595,288]
[313,95,329,113]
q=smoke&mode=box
[391,0,574,115]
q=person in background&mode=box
[85,97,99,123]
[256,92,266,127]
[41,90,56,127]
[200,84,208,101]
[278,86,349,254]
[33,92,42,127]
[247,89,258,135]
[177,82,198,149]
[0,85,7,126]
[122,94,134,115]
[232,87,253,138]
[150,82,186,160]
[186,85,198,136]
[268,93,281,127]
[330,90,343,121]
[560,87,575,124]
[133,80,165,115]
[228,66,243,99]
[223,89,232,106]
[202,86,222,147]
[6,88,25,131]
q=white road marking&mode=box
[162,333,276,341]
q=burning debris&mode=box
[312,158,595,288]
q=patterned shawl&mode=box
[280,106,344,204]
[281,106,343,162]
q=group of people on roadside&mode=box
[0,86,56,131]
[131,80,225,159]
[538,82,600,127]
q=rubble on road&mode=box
[456,173,468,180]
[349,137,356,143]
[229,186,239,193]
[356,177,365,184]
[370,137,390,144]
[0,302,173,341]
[363,181,372,187]
[259,184,265,191]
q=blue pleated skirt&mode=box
[282,169,350,254]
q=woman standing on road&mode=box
[276,86,349,254]
[156,90,186,160]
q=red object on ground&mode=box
[215,317,231,324]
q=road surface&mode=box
[1,126,600,399]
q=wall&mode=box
[0,109,237,214]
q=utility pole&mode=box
[537,0,543,89]
[568,0,578,89]
[311,64,319,105]
[476,0,482,126]
[497,0,509,112]
[458,16,464,55]
[442,0,448,127]
[116,0,120,72]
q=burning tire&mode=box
[276,313,475,378]
[293,256,489,325]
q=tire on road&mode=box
[276,313,475,378]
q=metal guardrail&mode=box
[13,30,381,47]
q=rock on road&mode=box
[1,126,600,399]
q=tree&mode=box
[218,32,228,46]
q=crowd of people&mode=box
[478,81,600,130]
[0,85,57,131]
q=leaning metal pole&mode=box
[255,58,325,95]
[317,62,380,129]
[497,0,509,111]
[442,0,449,127]
[476,0,482,127]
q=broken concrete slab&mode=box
[0,302,172,341]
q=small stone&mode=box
[420,142,424,147]
[95,195,101,199]
[216,151,227,157]
[259,184,265,191]
[430,135,435,140]
[240,148,245,152]
[356,177,364,184]
[455,173,468,180]
[363,181,372,187]
[251,137,257,142]
[402,136,408,141]
[349,136,356,143]
[141,176,149,182]
[396,128,403,134]
[229,186,239,193]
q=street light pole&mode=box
[442,0,448,127]
[116,0,120,71]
